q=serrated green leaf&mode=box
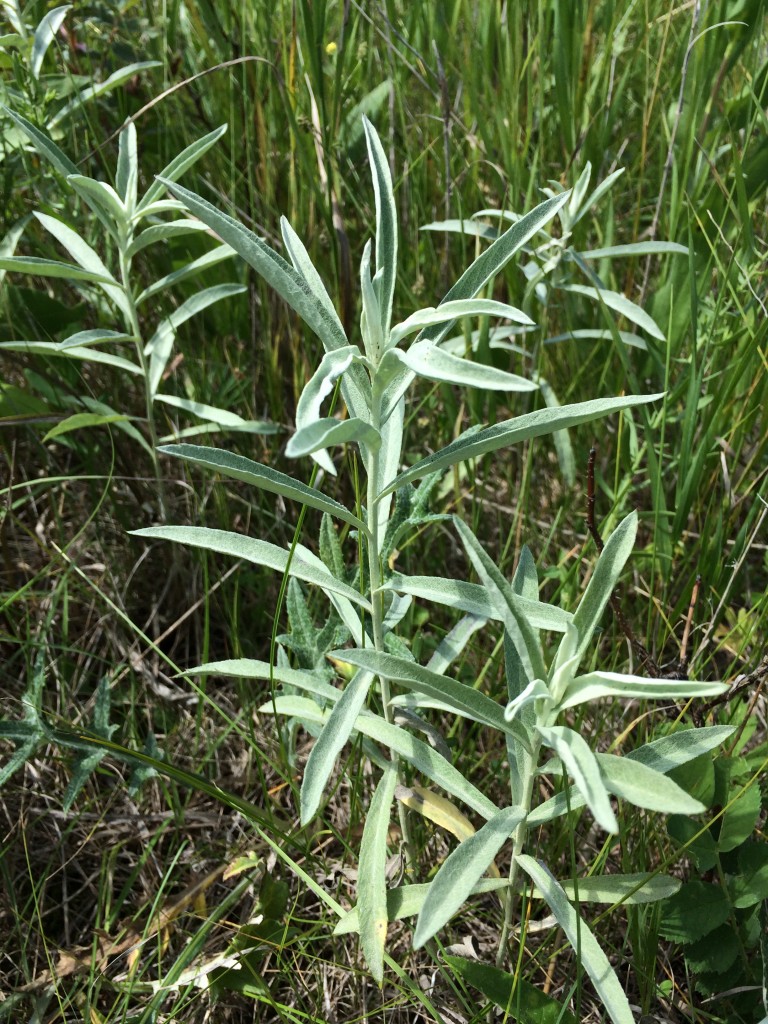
[659,881,731,943]
[414,805,525,947]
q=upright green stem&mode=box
[366,396,415,873]
[496,734,542,969]
[118,245,167,520]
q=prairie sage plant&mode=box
[134,118,729,1022]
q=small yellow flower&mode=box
[325,41,337,55]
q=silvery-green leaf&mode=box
[391,341,537,392]
[295,346,365,433]
[126,219,209,259]
[418,191,570,345]
[0,216,29,289]
[562,283,665,340]
[426,615,486,676]
[147,283,246,396]
[544,328,647,351]
[566,162,592,224]
[626,725,735,774]
[155,178,349,355]
[536,376,575,485]
[558,670,728,711]
[116,121,138,210]
[43,411,131,441]
[138,125,229,212]
[30,5,71,79]
[136,244,236,303]
[195,659,339,702]
[0,110,79,177]
[158,421,278,442]
[280,216,344,331]
[562,511,638,679]
[505,678,552,721]
[260,695,497,819]
[570,167,625,225]
[154,396,250,426]
[157,443,367,534]
[59,329,134,349]
[332,648,530,748]
[0,256,115,284]
[381,572,572,631]
[537,725,617,833]
[0,340,141,374]
[420,219,498,240]
[48,62,163,130]
[360,239,385,361]
[287,417,381,463]
[131,526,371,610]
[597,753,705,815]
[516,855,635,1024]
[389,298,533,347]
[359,766,397,983]
[66,175,127,228]
[335,877,509,934]
[363,116,397,337]
[577,241,688,259]
[33,212,130,318]
[301,670,375,824]
[454,518,546,682]
[382,394,663,494]
[413,805,526,948]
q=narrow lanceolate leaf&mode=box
[281,216,345,331]
[47,62,163,131]
[555,511,637,684]
[334,878,509,934]
[67,175,127,225]
[413,806,526,948]
[59,329,134,349]
[30,5,72,79]
[0,341,141,375]
[199,659,340,702]
[116,121,138,209]
[156,178,349,356]
[381,573,572,632]
[392,342,537,392]
[418,190,571,346]
[294,347,363,432]
[136,244,236,304]
[138,125,228,212]
[362,116,397,337]
[260,695,498,820]
[131,526,371,610]
[0,256,115,283]
[286,417,381,461]
[2,108,79,177]
[577,241,688,259]
[517,855,635,1024]
[333,648,529,748]
[125,219,209,259]
[562,283,665,340]
[626,725,735,774]
[382,394,663,494]
[537,725,617,833]
[558,670,728,711]
[359,766,398,984]
[389,298,533,347]
[300,670,374,824]
[597,753,705,815]
[455,518,546,682]
[157,444,368,534]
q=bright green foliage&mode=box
[130,115,733,1018]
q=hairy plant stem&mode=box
[118,245,167,520]
[366,398,415,874]
[496,733,542,969]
